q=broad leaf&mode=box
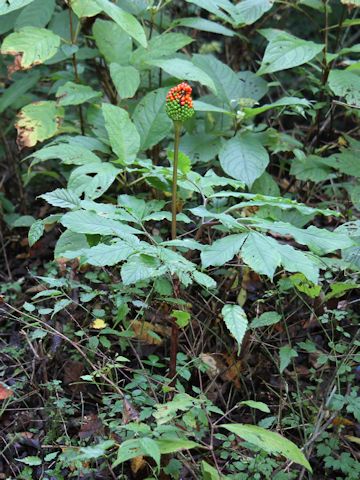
[329,69,360,107]
[156,439,202,454]
[149,59,216,93]
[173,17,235,37]
[28,220,44,246]
[102,103,140,164]
[96,0,147,47]
[279,345,298,373]
[241,232,281,279]
[15,101,64,148]
[66,241,138,266]
[14,0,55,29]
[40,189,81,209]
[240,400,271,413]
[93,19,132,64]
[219,132,269,187]
[71,0,102,17]
[121,254,163,284]
[0,0,35,15]
[233,0,273,25]
[250,312,282,329]
[56,81,101,106]
[221,304,248,352]
[60,210,141,236]
[109,64,140,99]
[133,88,172,150]
[29,143,102,166]
[221,424,312,471]
[0,71,40,114]
[68,162,120,199]
[1,26,60,70]
[201,233,248,267]
[258,31,323,75]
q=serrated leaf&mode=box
[121,254,162,285]
[102,103,140,164]
[69,241,137,266]
[15,101,64,149]
[108,64,139,100]
[201,234,248,268]
[276,243,319,283]
[68,162,120,199]
[258,31,323,75]
[220,424,312,471]
[219,132,269,187]
[241,232,281,279]
[221,304,248,352]
[28,220,44,246]
[93,19,132,64]
[96,0,147,47]
[29,143,102,166]
[149,58,216,93]
[1,26,60,70]
[192,270,217,289]
[16,456,42,466]
[14,0,55,29]
[60,210,141,237]
[56,81,101,106]
[290,155,332,182]
[279,345,298,373]
[55,230,89,258]
[133,88,172,150]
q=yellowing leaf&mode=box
[91,318,107,329]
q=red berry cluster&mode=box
[166,82,194,121]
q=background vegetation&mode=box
[0,0,359,479]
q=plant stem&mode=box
[169,121,182,391]
[171,121,181,241]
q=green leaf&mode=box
[201,234,248,268]
[1,26,60,69]
[325,150,360,177]
[121,254,162,285]
[16,101,64,148]
[220,424,312,471]
[233,0,273,25]
[156,438,202,454]
[68,241,137,266]
[184,0,234,22]
[56,81,101,106]
[55,230,89,258]
[219,132,269,187]
[279,345,298,373]
[29,143,102,166]
[172,310,191,328]
[290,154,332,182]
[250,311,282,329]
[102,103,140,164]
[241,232,281,279]
[40,188,80,208]
[71,0,102,17]
[328,69,360,107]
[202,460,221,480]
[276,243,319,283]
[192,270,217,289]
[16,456,42,466]
[133,88,172,150]
[68,162,120,199]
[109,64,140,99]
[60,210,141,237]
[132,32,193,67]
[15,0,55,29]
[149,58,216,93]
[258,31,324,75]
[168,149,191,174]
[193,54,245,105]
[0,0,35,15]
[0,71,40,114]
[93,19,132,64]
[240,400,271,413]
[173,17,235,37]
[28,220,44,246]
[244,97,311,118]
[139,437,161,467]
[221,304,248,352]
[96,0,147,47]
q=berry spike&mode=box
[166,82,195,122]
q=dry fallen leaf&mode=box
[131,455,146,474]
[130,319,171,345]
